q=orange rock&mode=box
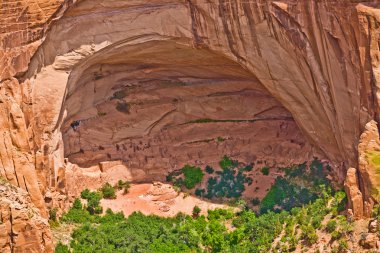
[0,180,53,253]
[345,167,364,219]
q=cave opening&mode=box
[59,39,315,182]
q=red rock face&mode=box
[2,0,380,250]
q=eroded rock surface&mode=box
[346,120,380,218]
[0,179,53,253]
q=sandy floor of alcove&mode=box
[100,183,233,217]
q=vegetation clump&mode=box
[100,182,116,199]
[116,180,131,194]
[57,159,352,253]
[261,166,270,175]
[182,165,204,189]
[80,189,103,215]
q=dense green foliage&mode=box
[55,242,70,253]
[58,188,349,253]
[101,183,116,199]
[78,189,103,215]
[205,165,214,174]
[57,159,352,253]
[203,167,246,199]
[192,205,201,217]
[219,155,237,170]
[260,160,334,214]
[182,165,204,189]
[261,167,270,176]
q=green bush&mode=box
[338,239,348,251]
[55,242,70,253]
[301,224,318,244]
[80,189,91,199]
[241,164,253,172]
[219,156,233,170]
[116,180,130,191]
[326,220,337,233]
[216,136,225,142]
[245,177,253,185]
[252,198,261,206]
[80,189,103,215]
[261,167,270,176]
[193,206,201,217]
[72,198,82,210]
[195,188,205,197]
[49,208,58,221]
[101,183,116,199]
[182,165,204,189]
[205,165,214,174]
[331,231,342,241]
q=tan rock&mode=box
[0,180,53,253]
[360,233,378,249]
[345,168,364,219]
[369,219,378,233]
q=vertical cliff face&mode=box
[1,0,380,250]
[0,179,52,253]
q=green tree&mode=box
[55,242,70,253]
[192,206,201,217]
[101,182,116,199]
[182,165,204,189]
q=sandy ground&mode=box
[101,182,233,217]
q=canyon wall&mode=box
[2,0,380,251]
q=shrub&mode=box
[219,156,232,170]
[116,180,130,194]
[338,239,348,251]
[72,198,82,210]
[195,188,205,197]
[301,224,318,244]
[331,231,341,241]
[326,220,337,233]
[252,198,261,206]
[261,167,270,176]
[55,242,70,253]
[241,164,253,172]
[101,183,116,199]
[80,189,103,215]
[166,174,173,182]
[49,208,58,221]
[80,189,91,199]
[205,165,214,174]
[61,208,94,223]
[216,137,225,142]
[182,165,204,189]
[193,206,201,217]
[245,177,253,185]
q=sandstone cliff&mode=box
[2,0,380,250]
[0,178,53,253]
